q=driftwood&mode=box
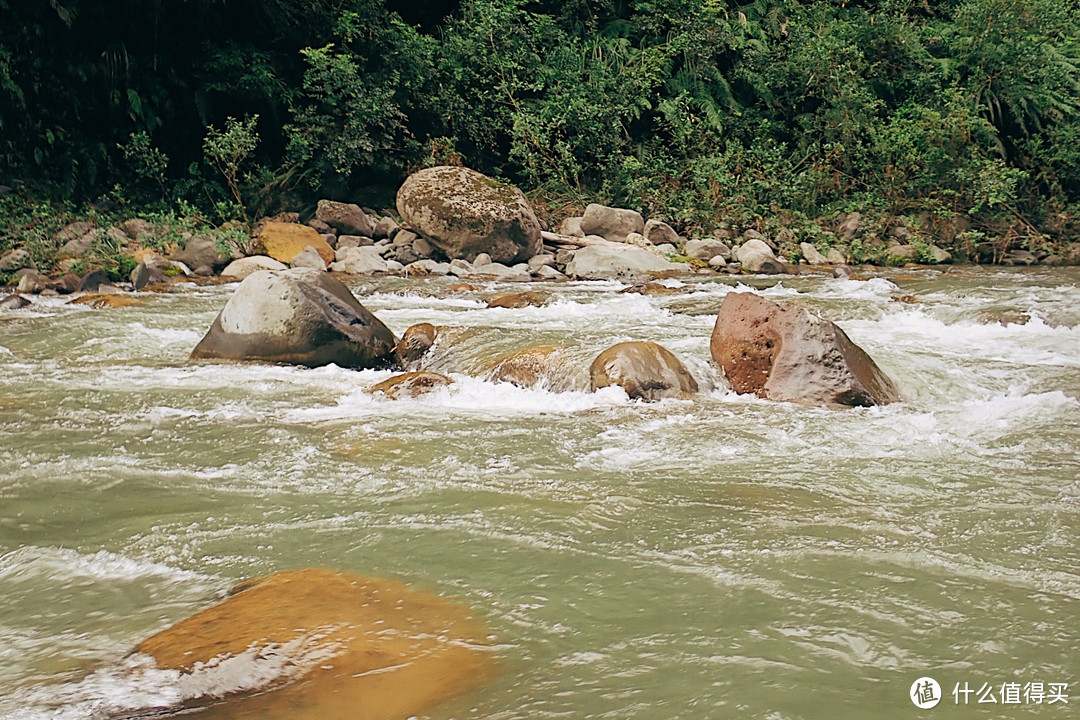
[540,230,626,250]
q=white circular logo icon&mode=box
[911,677,942,709]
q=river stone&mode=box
[0,294,31,310]
[16,271,45,294]
[258,222,335,266]
[685,238,731,262]
[48,273,81,294]
[826,247,847,264]
[710,292,899,408]
[559,216,585,237]
[290,245,328,270]
[330,246,389,275]
[77,268,110,292]
[395,323,438,366]
[315,199,374,237]
[68,293,140,308]
[589,341,698,401]
[368,371,453,399]
[800,243,829,265]
[135,569,493,720]
[396,165,542,264]
[220,255,288,280]
[644,219,680,246]
[928,245,952,264]
[565,245,688,281]
[580,204,644,243]
[487,291,548,309]
[171,234,229,272]
[488,345,567,389]
[736,239,785,274]
[191,268,397,368]
[535,265,568,281]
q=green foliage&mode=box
[0,0,1077,251]
[202,116,260,225]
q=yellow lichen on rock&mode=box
[257,222,335,266]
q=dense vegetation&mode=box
[2,0,1079,258]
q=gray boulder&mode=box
[16,271,45,294]
[580,204,644,243]
[928,245,952,264]
[565,245,688,280]
[644,219,680,246]
[559,216,585,237]
[290,246,327,270]
[0,294,31,310]
[685,238,731,262]
[396,165,542,264]
[316,200,374,237]
[220,256,288,280]
[800,243,829,265]
[171,235,229,272]
[826,247,847,264]
[331,246,389,275]
[736,239,785,274]
[191,268,397,368]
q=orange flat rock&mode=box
[257,222,335,266]
[136,569,495,720]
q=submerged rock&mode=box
[487,291,549,309]
[135,569,494,720]
[396,165,542,264]
[0,294,31,310]
[368,371,454,399]
[589,341,698,401]
[395,323,438,366]
[488,345,568,390]
[709,292,899,407]
[191,268,397,369]
[67,293,140,309]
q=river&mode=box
[1,267,1078,718]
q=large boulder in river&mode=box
[565,245,688,280]
[191,268,397,368]
[395,322,438,366]
[581,204,644,243]
[736,238,785,274]
[135,569,493,720]
[589,341,698,401]
[710,292,899,407]
[368,371,454,399]
[396,165,542,264]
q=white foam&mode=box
[0,547,210,586]
[285,375,631,423]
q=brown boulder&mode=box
[589,341,698,401]
[396,166,541,264]
[395,323,438,366]
[487,291,549,309]
[488,345,566,389]
[257,222,335,266]
[709,292,899,407]
[368,371,453,399]
[136,569,493,720]
[67,293,140,308]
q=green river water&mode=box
[1,267,1078,718]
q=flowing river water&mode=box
[1,267,1078,718]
